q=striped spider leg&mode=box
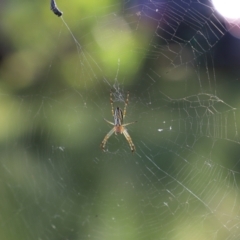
[100,91,137,152]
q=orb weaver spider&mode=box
[100,91,137,152]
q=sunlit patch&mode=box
[212,0,240,20]
[212,0,240,38]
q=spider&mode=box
[100,91,137,152]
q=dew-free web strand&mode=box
[50,0,62,17]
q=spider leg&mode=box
[122,121,137,127]
[110,91,114,117]
[104,119,115,125]
[100,127,115,151]
[123,91,129,119]
[122,128,136,153]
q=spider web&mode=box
[1,0,240,239]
